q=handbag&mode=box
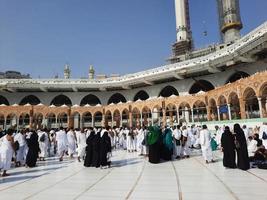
[262,131,267,140]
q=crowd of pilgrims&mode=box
[0,122,267,176]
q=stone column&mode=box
[91,116,94,127]
[162,108,166,127]
[120,114,123,127]
[239,97,246,119]
[140,112,143,127]
[191,108,194,123]
[129,112,133,128]
[111,115,114,128]
[217,106,221,121]
[206,106,211,121]
[227,104,232,120]
[151,111,154,126]
[258,97,263,118]
[177,108,180,125]
[4,117,7,130]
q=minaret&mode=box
[170,0,192,63]
[88,65,95,80]
[217,0,243,43]
[64,64,71,79]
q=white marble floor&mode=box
[0,150,267,200]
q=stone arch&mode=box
[20,95,41,105]
[192,100,207,122]
[217,95,229,120]
[33,113,44,129]
[132,107,141,128]
[50,95,72,106]
[243,87,259,119]
[152,105,163,126]
[0,114,5,129]
[0,95,9,105]
[46,113,57,129]
[113,109,121,128]
[208,98,218,121]
[259,82,267,117]
[228,92,241,119]
[18,113,30,128]
[142,106,152,126]
[121,109,129,127]
[108,93,127,104]
[94,111,103,127]
[70,112,81,129]
[105,110,112,127]
[80,94,101,106]
[159,86,179,97]
[178,102,191,123]
[166,104,177,126]
[189,80,215,94]
[57,112,68,128]
[226,71,250,84]
[6,113,17,129]
[82,112,92,128]
[133,90,149,101]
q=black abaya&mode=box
[26,132,39,167]
[99,132,112,167]
[221,130,236,168]
[84,132,95,167]
[91,132,101,168]
[234,125,250,170]
[149,140,160,164]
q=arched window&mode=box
[80,94,101,106]
[20,95,41,105]
[159,86,179,97]
[189,80,214,94]
[0,95,9,105]
[133,90,149,101]
[108,93,126,104]
[50,95,72,106]
[226,71,250,84]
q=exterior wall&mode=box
[0,70,267,130]
[1,60,266,106]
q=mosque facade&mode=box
[0,0,267,130]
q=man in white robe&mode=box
[38,130,49,161]
[14,130,27,166]
[67,128,76,158]
[259,122,267,149]
[76,129,87,162]
[173,125,182,159]
[200,125,214,163]
[136,127,144,155]
[56,127,68,161]
[181,126,190,158]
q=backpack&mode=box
[40,134,45,142]
[262,131,267,140]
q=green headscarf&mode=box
[147,126,160,145]
[163,128,173,151]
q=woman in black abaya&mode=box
[99,131,112,168]
[91,130,101,168]
[234,124,250,170]
[84,130,95,167]
[147,126,161,164]
[221,126,236,168]
[26,131,40,168]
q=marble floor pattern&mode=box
[0,150,267,200]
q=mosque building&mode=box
[0,0,267,130]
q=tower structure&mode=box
[171,0,192,60]
[217,0,243,43]
[88,65,95,80]
[64,64,71,79]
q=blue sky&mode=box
[0,0,266,78]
